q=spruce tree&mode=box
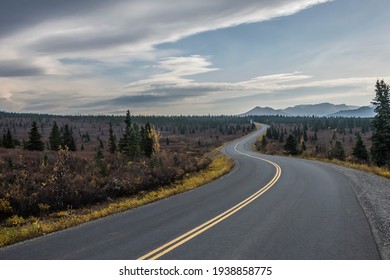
[352,133,369,163]
[332,141,346,161]
[49,122,61,150]
[3,128,15,148]
[62,124,76,151]
[371,80,390,167]
[128,123,141,159]
[119,110,131,153]
[284,134,298,155]
[108,122,117,154]
[25,121,44,151]
[119,111,140,160]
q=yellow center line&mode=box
[137,133,282,260]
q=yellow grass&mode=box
[0,154,234,248]
[316,158,390,179]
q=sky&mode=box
[1,0,390,115]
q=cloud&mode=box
[0,59,44,77]
[125,55,219,88]
[123,57,313,97]
[1,1,332,61]
[1,50,383,115]
[3,0,363,115]
[78,54,381,114]
[0,0,112,38]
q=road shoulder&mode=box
[321,163,390,259]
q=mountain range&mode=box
[240,103,375,118]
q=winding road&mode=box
[0,126,380,259]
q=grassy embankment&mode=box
[0,153,233,248]
[310,158,390,178]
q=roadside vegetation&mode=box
[0,154,233,247]
[253,80,390,178]
[0,112,254,246]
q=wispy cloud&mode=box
[0,59,44,77]
[0,1,332,69]
[76,55,383,114]
[3,0,387,115]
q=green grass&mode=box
[0,154,234,248]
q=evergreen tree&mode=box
[62,124,77,151]
[119,110,131,153]
[352,133,369,163]
[119,111,141,160]
[129,123,141,159]
[284,134,298,155]
[332,141,346,161]
[108,122,117,153]
[371,80,390,166]
[140,126,146,153]
[3,128,15,148]
[94,145,108,175]
[49,122,61,150]
[25,121,44,151]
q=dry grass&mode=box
[310,157,390,179]
[0,154,234,248]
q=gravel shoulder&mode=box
[319,162,390,259]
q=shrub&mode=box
[5,215,26,227]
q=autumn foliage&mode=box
[0,112,254,223]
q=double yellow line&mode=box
[138,137,282,260]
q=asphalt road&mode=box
[0,126,380,259]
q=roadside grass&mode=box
[0,154,234,248]
[254,143,390,179]
[309,157,390,179]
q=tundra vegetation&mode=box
[0,111,255,245]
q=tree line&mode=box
[256,80,390,168]
[0,113,255,152]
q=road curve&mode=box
[0,126,380,259]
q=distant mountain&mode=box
[283,103,359,117]
[327,106,375,118]
[240,106,289,116]
[241,103,373,117]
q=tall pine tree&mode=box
[119,111,140,160]
[331,141,346,161]
[371,80,390,167]
[62,124,77,151]
[352,133,369,163]
[3,128,15,148]
[25,121,44,151]
[49,121,62,150]
[108,122,117,154]
[284,134,298,155]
